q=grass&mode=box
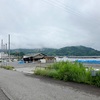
[34,61,100,87]
[0,66,14,70]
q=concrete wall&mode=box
[40,59,46,63]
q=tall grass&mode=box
[34,61,100,87]
[0,66,14,70]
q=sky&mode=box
[0,0,100,50]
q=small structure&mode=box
[44,56,56,63]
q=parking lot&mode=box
[6,61,52,73]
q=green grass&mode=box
[34,61,100,87]
[0,66,14,70]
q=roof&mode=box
[33,53,47,57]
[23,53,47,58]
[44,56,55,58]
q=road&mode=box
[0,88,9,100]
[0,68,100,100]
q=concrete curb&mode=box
[1,88,14,100]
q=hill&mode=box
[54,46,100,56]
[10,46,100,56]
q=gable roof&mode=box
[23,53,47,58]
[33,53,47,57]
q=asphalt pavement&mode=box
[0,88,10,100]
[0,68,100,100]
[0,62,100,100]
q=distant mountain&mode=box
[10,46,100,56]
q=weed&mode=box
[34,61,100,87]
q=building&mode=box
[23,53,55,63]
[0,52,18,62]
[44,56,56,63]
[0,52,8,59]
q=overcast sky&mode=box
[0,0,100,50]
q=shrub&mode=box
[34,61,100,87]
[47,69,59,79]
[34,68,47,76]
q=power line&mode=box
[42,0,100,25]
[42,0,81,16]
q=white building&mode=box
[0,52,8,59]
[55,56,68,62]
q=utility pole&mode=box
[5,43,7,66]
[5,43,7,54]
[1,39,3,52]
[1,39,3,58]
[8,34,10,62]
[1,39,3,66]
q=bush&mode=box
[34,68,47,76]
[34,61,100,87]
[56,61,87,82]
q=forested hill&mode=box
[10,46,100,56]
[54,46,100,56]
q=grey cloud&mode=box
[0,0,100,50]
